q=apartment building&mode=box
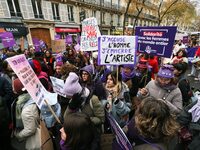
[0,0,126,48]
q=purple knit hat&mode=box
[157,65,174,79]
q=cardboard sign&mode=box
[51,39,66,53]
[0,32,16,48]
[50,76,66,97]
[7,54,57,109]
[98,36,138,65]
[106,112,133,150]
[81,17,101,51]
[135,26,177,58]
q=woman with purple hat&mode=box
[138,64,183,114]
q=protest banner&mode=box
[135,26,177,58]
[51,39,66,53]
[6,54,58,109]
[81,17,101,51]
[0,32,16,48]
[106,112,133,150]
[50,76,66,97]
[98,36,138,65]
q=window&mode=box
[7,0,22,17]
[67,5,74,22]
[102,12,105,24]
[92,10,96,18]
[31,0,43,19]
[117,15,120,26]
[52,3,60,20]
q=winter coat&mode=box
[80,65,106,100]
[102,82,131,127]
[140,80,183,114]
[177,101,200,150]
[11,96,40,150]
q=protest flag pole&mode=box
[91,51,95,75]
[44,99,61,124]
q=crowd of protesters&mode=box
[0,38,200,150]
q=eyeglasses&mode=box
[82,72,89,76]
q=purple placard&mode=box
[65,35,73,44]
[135,26,177,58]
[0,32,16,48]
[32,38,41,52]
[74,44,80,51]
[55,34,61,40]
[106,112,133,150]
[55,53,63,62]
[182,36,189,44]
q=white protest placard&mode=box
[7,54,57,109]
[50,76,66,97]
[98,36,138,65]
[81,17,101,51]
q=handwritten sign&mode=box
[52,39,66,53]
[50,76,66,97]
[7,54,57,109]
[98,36,138,65]
[81,17,101,51]
[106,112,133,150]
[135,26,177,58]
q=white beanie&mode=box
[63,72,82,97]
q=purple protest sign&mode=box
[135,26,177,58]
[39,40,46,49]
[55,53,63,62]
[65,35,73,45]
[0,32,16,48]
[183,36,189,44]
[32,38,41,52]
[74,44,80,51]
[106,112,133,150]
[55,34,61,40]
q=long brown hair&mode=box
[135,97,180,141]
[63,112,95,150]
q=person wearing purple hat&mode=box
[138,64,183,114]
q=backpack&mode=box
[178,78,193,106]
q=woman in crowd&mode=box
[171,48,188,64]
[138,64,183,114]
[11,78,40,150]
[103,71,131,127]
[123,97,180,150]
[43,50,55,76]
[60,112,98,150]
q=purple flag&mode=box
[32,38,41,52]
[55,34,61,40]
[74,44,80,51]
[65,35,73,44]
[0,32,16,48]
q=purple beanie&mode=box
[157,65,174,79]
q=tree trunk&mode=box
[123,0,132,35]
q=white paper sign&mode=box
[50,76,66,97]
[98,36,138,65]
[7,54,57,109]
[81,17,101,51]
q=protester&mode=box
[60,112,99,150]
[80,65,106,100]
[171,49,188,64]
[138,64,183,114]
[123,97,180,150]
[54,62,63,79]
[11,78,40,150]
[44,50,55,76]
[102,71,131,127]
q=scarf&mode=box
[15,93,31,128]
[122,70,135,82]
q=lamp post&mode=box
[100,0,102,32]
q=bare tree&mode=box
[123,0,132,35]
[157,0,179,26]
[132,0,147,35]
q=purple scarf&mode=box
[122,70,135,82]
